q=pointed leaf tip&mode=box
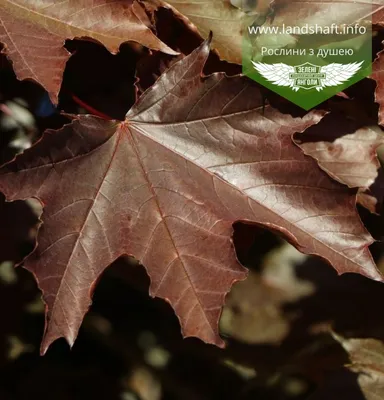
[207,31,213,44]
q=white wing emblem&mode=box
[251,62,298,91]
[252,61,363,92]
[317,61,363,91]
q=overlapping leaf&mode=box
[339,336,384,400]
[144,0,268,64]
[146,0,383,65]
[255,0,383,60]
[296,126,384,190]
[221,242,313,345]
[295,120,384,213]
[310,335,384,400]
[373,50,384,127]
[271,0,382,27]
[0,0,177,103]
[373,6,384,25]
[0,38,381,355]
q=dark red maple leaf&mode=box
[0,0,177,104]
[0,37,381,355]
[373,50,384,127]
[294,113,384,213]
[373,7,384,26]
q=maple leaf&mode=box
[0,0,177,104]
[271,0,383,27]
[145,0,383,66]
[373,6,384,25]
[221,241,313,345]
[250,0,384,61]
[339,336,384,400]
[143,0,267,64]
[310,335,384,400]
[295,113,384,213]
[373,50,384,127]
[0,37,381,355]
[296,124,384,191]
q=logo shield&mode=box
[289,62,326,90]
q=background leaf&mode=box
[0,0,177,103]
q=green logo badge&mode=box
[252,60,364,92]
[243,17,372,109]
